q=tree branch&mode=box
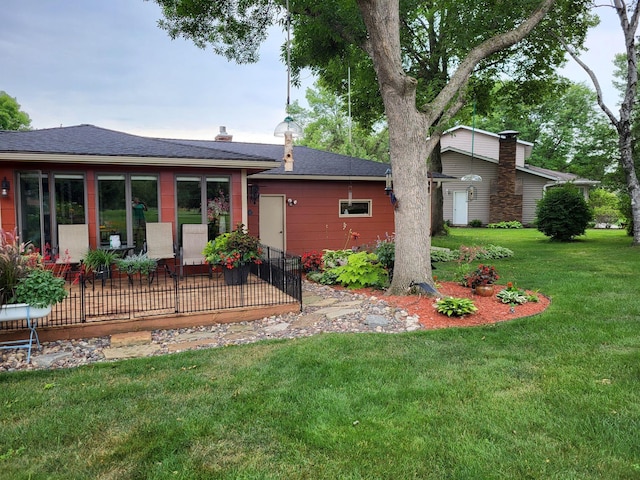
[423,0,557,125]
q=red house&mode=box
[0,125,440,259]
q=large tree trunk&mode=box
[356,0,557,293]
[356,0,434,294]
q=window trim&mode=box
[338,199,372,218]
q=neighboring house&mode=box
[440,126,599,226]
[0,124,451,257]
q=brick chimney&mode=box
[489,130,523,223]
[215,126,233,142]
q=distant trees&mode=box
[0,91,31,131]
[292,82,389,163]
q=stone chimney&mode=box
[215,126,233,142]
[489,130,523,223]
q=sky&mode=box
[1,1,627,145]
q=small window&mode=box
[339,200,371,217]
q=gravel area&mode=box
[0,281,422,373]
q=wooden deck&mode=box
[0,269,301,343]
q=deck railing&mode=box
[1,246,302,331]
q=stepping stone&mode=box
[302,294,324,305]
[110,331,151,348]
[102,344,161,360]
[316,307,360,319]
[33,351,74,368]
[365,315,390,327]
[167,339,217,353]
[174,332,218,343]
[227,324,255,334]
[291,313,324,328]
[309,298,339,307]
[264,323,289,334]
[223,331,258,342]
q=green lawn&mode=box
[1,228,639,479]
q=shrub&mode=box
[497,283,539,306]
[536,184,592,241]
[469,219,483,228]
[332,251,389,289]
[430,248,456,263]
[462,264,499,288]
[487,220,523,229]
[374,235,395,271]
[476,244,514,260]
[322,249,353,269]
[435,297,478,317]
[301,250,323,272]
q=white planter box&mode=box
[0,303,52,322]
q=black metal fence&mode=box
[1,246,301,331]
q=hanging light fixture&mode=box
[461,100,482,183]
[274,0,302,171]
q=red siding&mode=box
[248,179,395,255]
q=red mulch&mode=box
[349,282,551,330]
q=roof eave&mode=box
[0,152,280,169]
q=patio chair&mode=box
[145,222,176,259]
[145,222,177,274]
[180,223,208,277]
[57,224,89,266]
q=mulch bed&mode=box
[352,282,551,330]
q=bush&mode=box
[374,235,395,271]
[469,219,483,228]
[435,297,478,317]
[322,249,353,269]
[476,244,514,260]
[536,184,593,241]
[487,220,523,229]
[301,250,323,272]
[332,252,389,289]
[589,188,623,226]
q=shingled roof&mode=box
[0,124,452,180]
[170,138,452,180]
[0,125,277,167]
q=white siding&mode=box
[441,128,530,167]
[442,152,498,225]
[519,172,547,225]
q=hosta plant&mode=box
[497,283,539,305]
[435,297,478,317]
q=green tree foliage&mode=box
[0,91,31,131]
[588,188,624,226]
[536,184,593,241]
[294,81,389,162]
[476,80,617,177]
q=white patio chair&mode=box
[57,224,89,265]
[145,222,176,268]
[180,223,208,277]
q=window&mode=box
[339,200,371,217]
[176,175,231,242]
[96,174,159,251]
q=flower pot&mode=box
[474,285,494,297]
[0,303,52,321]
[223,265,250,285]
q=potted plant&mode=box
[82,248,119,282]
[0,229,68,320]
[114,252,158,285]
[202,224,262,285]
[462,264,499,296]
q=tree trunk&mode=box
[430,142,446,236]
[356,0,435,294]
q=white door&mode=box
[259,195,285,251]
[453,191,468,225]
